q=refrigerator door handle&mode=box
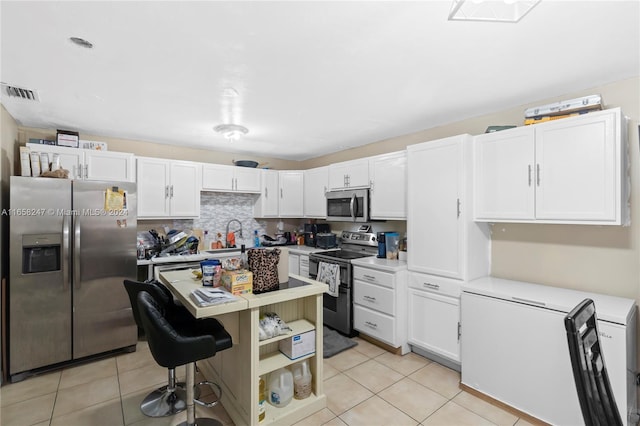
[74,216,81,289]
[62,213,71,291]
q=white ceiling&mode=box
[1,1,638,161]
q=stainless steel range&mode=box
[309,230,378,336]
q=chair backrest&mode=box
[123,279,172,329]
[564,298,623,426]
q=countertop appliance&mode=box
[309,230,377,336]
[303,223,330,247]
[326,188,369,222]
[8,176,138,382]
[316,232,337,249]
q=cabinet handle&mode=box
[512,296,546,307]
[370,180,374,193]
[456,198,461,218]
[84,164,88,179]
[170,185,174,198]
[165,186,169,199]
[363,295,377,302]
[363,274,376,281]
[265,187,268,198]
[528,165,532,186]
[365,321,378,329]
[280,188,283,198]
[423,282,440,291]
[536,164,541,186]
[458,322,461,341]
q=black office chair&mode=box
[137,291,233,426]
[564,298,623,426]
[123,279,199,417]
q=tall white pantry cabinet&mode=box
[406,134,490,366]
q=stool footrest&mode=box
[194,381,222,408]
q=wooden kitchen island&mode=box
[158,270,328,426]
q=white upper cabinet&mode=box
[474,108,628,225]
[303,166,328,218]
[369,151,406,219]
[137,157,200,218]
[27,143,134,182]
[278,170,304,217]
[253,169,279,218]
[328,158,369,190]
[201,164,261,193]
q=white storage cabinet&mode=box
[406,134,490,366]
[369,151,407,220]
[27,143,135,182]
[352,264,409,354]
[136,157,201,218]
[328,158,369,190]
[303,166,328,218]
[278,171,304,217]
[201,163,261,193]
[253,169,279,218]
[461,276,637,425]
[473,108,628,225]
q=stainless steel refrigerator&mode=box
[9,176,138,381]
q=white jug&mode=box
[292,360,312,399]
[268,368,293,407]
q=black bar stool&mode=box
[123,279,201,417]
[137,290,233,426]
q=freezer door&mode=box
[9,177,72,375]
[72,180,138,358]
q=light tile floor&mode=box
[1,337,538,426]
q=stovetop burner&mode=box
[313,250,373,260]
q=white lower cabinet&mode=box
[299,255,309,278]
[288,253,300,276]
[461,276,637,425]
[407,272,461,364]
[352,264,408,354]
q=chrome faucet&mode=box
[226,219,243,247]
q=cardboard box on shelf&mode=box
[221,270,253,295]
[56,130,79,148]
[279,330,316,360]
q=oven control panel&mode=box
[340,231,377,246]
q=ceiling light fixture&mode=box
[214,124,249,141]
[69,37,94,48]
[448,0,540,22]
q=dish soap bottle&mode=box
[254,230,260,247]
[258,376,266,423]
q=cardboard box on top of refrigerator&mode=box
[221,269,253,295]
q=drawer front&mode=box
[353,266,394,289]
[408,272,461,297]
[354,280,395,315]
[354,305,396,346]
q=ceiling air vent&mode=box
[1,83,40,102]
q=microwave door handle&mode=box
[350,193,356,221]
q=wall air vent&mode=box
[1,83,40,102]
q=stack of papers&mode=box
[190,288,238,307]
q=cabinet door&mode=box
[328,159,369,189]
[169,161,200,217]
[303,166,328,218]
[202,164,234,191]
[233,167,261,193]
[289,253,300,276]
[254,170,279,217]
[474,127,535,221]
[299,255,309,278]
[535,110,618,222]
[407,288,460,362]
[370,151,406,219]
[137,157,170,217]
[84,150,135,182]
[407,137,464,279]
[28,144,83,179]
[278,171,303,217]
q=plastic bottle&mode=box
[254,230,260,247]
[292,360,312,400]
[240,244,248,269]
[267,368,293,407]
[203,230,211,251]
[258,376,266,422]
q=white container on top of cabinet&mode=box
[201,163,261,193]
[328,158,369,190]
[473,108,628,225]
[369,150,406,220]
[27,143,135,182]
[136,157,201,218]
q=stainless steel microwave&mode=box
[326,188,369,222]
